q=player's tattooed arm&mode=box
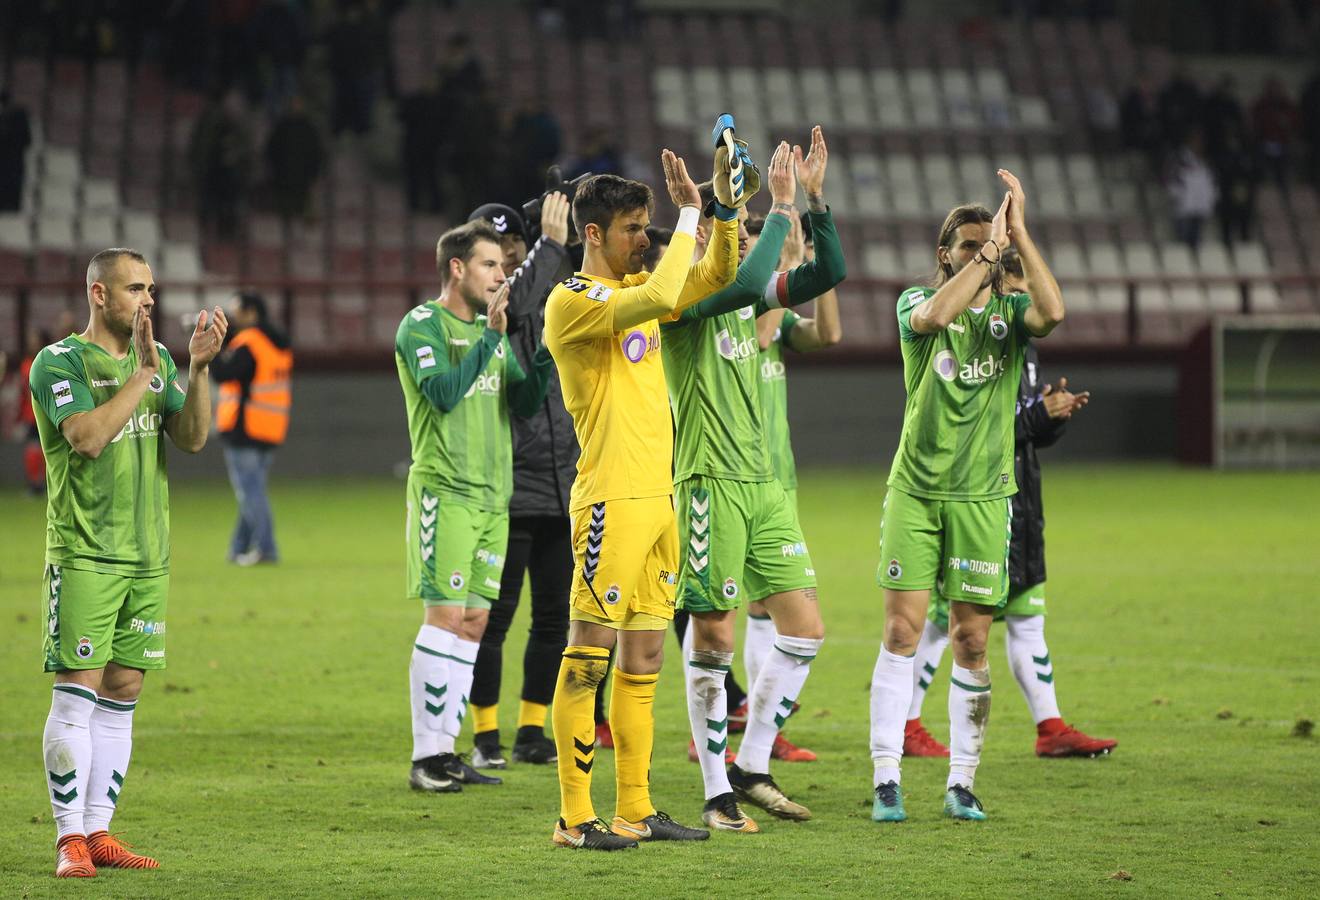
[909,192,1011,335]
[999,169,1064,337]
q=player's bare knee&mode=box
[949,627,988,667]
[99,663,144,702]
[884,618,920,655]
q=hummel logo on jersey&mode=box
[562,277,591,293]
[416,346,437,369]
[92,378,120,388]
[410,306,433,321]
[51,380,74,407]
[49,342,75,355]
[961,582,993,596]
[448,338,470,347]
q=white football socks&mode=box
[686,641,734,800]
[443,637,481,746]
[44,684,97,839]
[83,697,136,835]
[906,618,950,721]
[742,613,776,691]
[947,663,991,790]
[735,634,820,775]
[869,645,913,787]
[410,624,456,760]
[1004,615,1061,724]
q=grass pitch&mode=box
[1,465,1317,898]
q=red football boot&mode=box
[1034,718,1117,757]
[903,717,950,757]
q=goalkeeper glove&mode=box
[709,113,761,216]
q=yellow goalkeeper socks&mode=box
[472,704,499,736]
[610,667,659,823]
[553,646,610,826]
[518,700,548,730]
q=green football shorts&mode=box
[42,564,168,672]
[676,476,816,613]
[928,582,1048,629]
[406,478,508,609]
[876,487,1011,607]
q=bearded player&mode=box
[543,142,742,850]
[868,171,1065,823]
[29,248,227,876]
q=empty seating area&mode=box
[1,10,1317,360]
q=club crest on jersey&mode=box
[604,584,622,605]
[148,373,165,393]
[989,314,1008,340]
[449,571,466,591]
[494,342,505,359]
[76,637,94,659]
[722,578,739,599]
[886,559,903,580]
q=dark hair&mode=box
[696,179,716,211]
[745,215,766,236]
[86,247,147,292]
[642,226,673,271]
[572,174,653,242]
[436,220,503,284]
[236,291,269,322]
[927,204,999,292]
[1000,246,1024,278]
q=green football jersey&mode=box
[758,309,801,490]
[28,333,188,576]
[888,285,1033,501]
[396,301,524,511]
[663,301,774,484]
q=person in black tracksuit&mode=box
[464,199,578,767]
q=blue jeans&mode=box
[224,446,278,560]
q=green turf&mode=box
[2,465,1318,897]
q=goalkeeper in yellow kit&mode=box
[543,135,754,849]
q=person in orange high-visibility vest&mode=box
[211,292,292,565]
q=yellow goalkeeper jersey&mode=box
[546,218,738,510]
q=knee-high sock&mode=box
[1004,615,1060,724]
[869,645,913,787]
[410,624,456,760]
[742,613,775,690]
[948,663,991,790]
[44,684,97,839]
[907,619,951,720]
[553,646,610,826]
[610,667,659,822]
[442,637,480,743]
[83,697,136,835]
[686,643,734,800]
[735,635,821,774]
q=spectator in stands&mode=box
[1167,131,1219,250]
[1214,126,1260,246]
[508,98,563,205]
[399,72,446,213]
[212,292,293,567]
[1251,77,1301,189]
[437,33,486,105]
[251,0,311,116]
[189,89,254,239]
[1120,78,1163,170]
[1201,76,1246,163]
[265,94,325,222]
[1303,69,1320,190]
[0,89,32,211]
[327,1,386,135]
[1158,67,1204,149]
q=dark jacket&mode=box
[210,321,292,449]
[504,235,578,517]
[1010,342,1066,590]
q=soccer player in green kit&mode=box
[396,221,554,793]
[744,212,841,763]
[29,248,228,877]
[665,127,846,831]
[868,170,1065,823]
